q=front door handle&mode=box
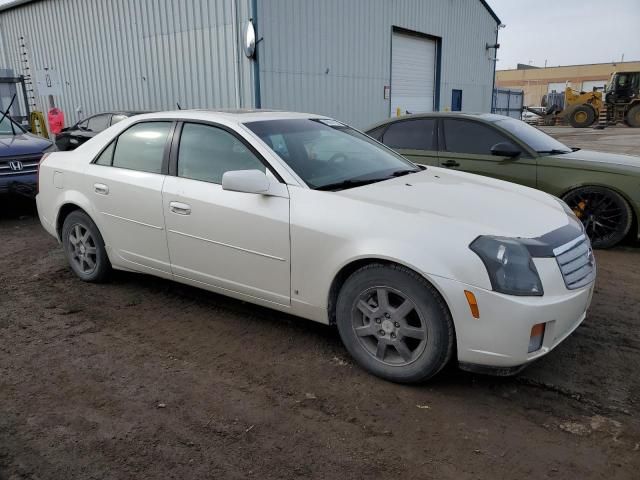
[442,160,461,168]
[94,183,109,195]
[169,201,191,215]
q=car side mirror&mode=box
[490,142,521,158]
[222,169,270,194]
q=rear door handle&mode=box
[442,160,460,168]
[94,183,109,195]
[169,201,191,215]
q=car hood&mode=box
[548,149,640,171]
[0,132,52,156]
[337,168,569,239]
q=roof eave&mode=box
[478,0,501,25]
[0,0,34,13]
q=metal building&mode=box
[0,0,500,128]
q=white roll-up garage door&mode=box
[391,31,436,116]
[581,80,608,92]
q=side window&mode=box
[87,114,111,132]
[112,122,172,173]
[94,142,115,166]
[110,114,127,125]
[77,119,89,130]
[442,119,515,155]
[178,123,266,184]
[382,119,435,150]
[366,125,386,141]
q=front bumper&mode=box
[434,257,594,370]
[0,173,37,196]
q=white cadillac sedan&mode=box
[36,110,595,383]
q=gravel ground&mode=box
[539,125,640,156]
[1,128,639,479]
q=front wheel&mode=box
[625,104,640,128]
[336,264,454,383]
[61,210,111,282]
[563,186,633,248]
[568,105,596,128]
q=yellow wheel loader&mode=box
[527,71,640,128]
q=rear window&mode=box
[111,122,172,173]
[382,119,435,150]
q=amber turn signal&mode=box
[528,323,546,353]
[464,290,480,319]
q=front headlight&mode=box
[470,236,543,296]
[43,142,58,153]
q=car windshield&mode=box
[0,115,24,135]
[494,116,571,154]
[245,118,419,190]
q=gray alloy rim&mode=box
[67,223,98,275]
[351,286,428,367]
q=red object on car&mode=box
[47,108,65,135]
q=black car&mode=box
[55,111,145,151]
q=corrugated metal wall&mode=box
[0,0,254,125]
[0,0,497,129]
[257,0,498,128]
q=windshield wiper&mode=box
[316,169,419,191]
[390,168,420,177]
[315,178,387,191]
[536,149,571,155]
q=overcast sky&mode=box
[488,0,640,70]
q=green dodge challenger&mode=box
[366,113,640,248]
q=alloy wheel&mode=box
[565,190,626,246]
[67,223,98,274]
[351,286,428,366]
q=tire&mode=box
[562,186,633,249]
[61,210,111,282]
[568,105,596,128]
[336,263,454,383]
[625,104,640,128]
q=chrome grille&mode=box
[553,234,595,290]
[0,154,42,176]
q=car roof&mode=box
[128,109,326,124]
[366,112,509,130]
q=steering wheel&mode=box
[328,153,348,165]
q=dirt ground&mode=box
[1,128,640,479]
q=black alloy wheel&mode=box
[563,186,632,248]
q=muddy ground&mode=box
[1,129,639,479]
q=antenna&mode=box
[176,102,182,110]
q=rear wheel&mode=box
[563,186,632,248]
[336,264,454,383]
[569,105,596,128]
[625,104,640,128]
[61,210,111,282]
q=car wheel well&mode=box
[56,203,86,240]
[327,259,451,326]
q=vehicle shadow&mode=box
[108,268,560,400]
